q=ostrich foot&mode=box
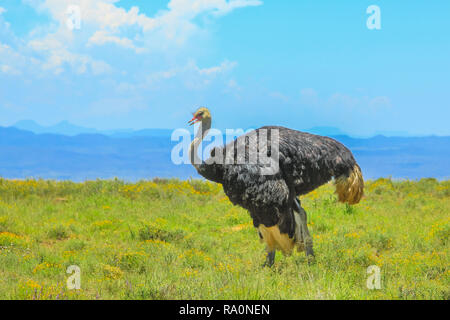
[305,249,315,265]
[306,246,315,258]
[297,205,315,261]
[262,251,275,268]
[304,236,315,258]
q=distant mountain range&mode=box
[12,120,418,138]
[0,125,449,181]
[14,120,98,136]
[13,120,174,138]
[12,120,362,138]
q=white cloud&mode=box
[222,79,242,98]
[269,91,289,103]
[88,96,147,116]
[299,87,391,111]
[184,60,237,89]
[0,7,13,40]
[300,88,319,105]
[197,60,237,75]
[1,65,21,75]
[87,30,145,53]
[26,0,262,51]
[0,43,30,76]
[328,92,359,108]
[28,37,112,75]
[227,79,240,90]
[106,58,237,96]
[165,0,262,18]
[14,0,260,76]
[211,0,263,16]
[141,59,237,90]
[369,96,391,109]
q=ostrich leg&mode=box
[257,228,276,267]
[263,250,276,267]
[294,199,314,258]
[299,207,314,258]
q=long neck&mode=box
[189,118,211,171]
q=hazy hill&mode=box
[13,120,173,138]
[12,120,419,139]
[0,126,448,181]
[13,120,99,136]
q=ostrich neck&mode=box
[189,118,212,171]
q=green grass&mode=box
[0,177,448,300]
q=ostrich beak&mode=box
[188,116,200,126]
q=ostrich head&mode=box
[188,107,211,126]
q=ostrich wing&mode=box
[273,126,358,196]
[211,126,358,207]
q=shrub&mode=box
[47,225,70,240]
[138,225,185,242]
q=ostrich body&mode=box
[188,107,364,266]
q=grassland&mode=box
[0,177,448,300]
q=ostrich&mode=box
[188,107,364,266]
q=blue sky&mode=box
[0,0,449,136]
